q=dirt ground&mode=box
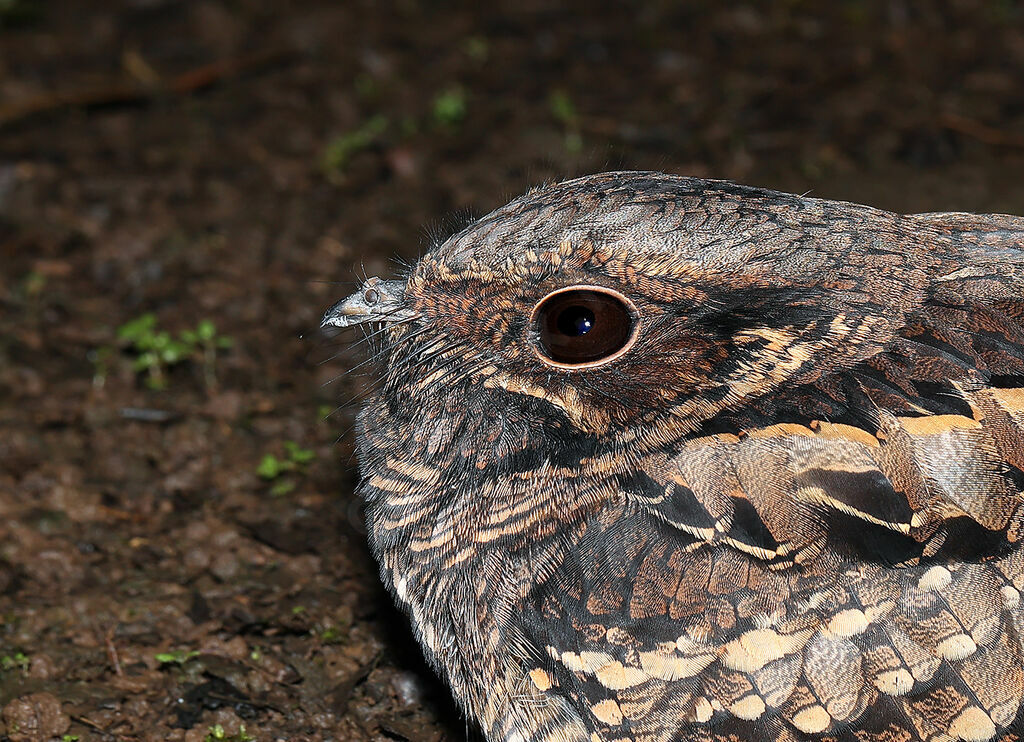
[1,1,1023,740]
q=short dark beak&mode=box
[321,278,410,329]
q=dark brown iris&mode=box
[533,287,637,367]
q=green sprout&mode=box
[0,652,29,672]
[154,649,200,665]
[321,114,389,182]
[62,735,81,742]
[432,87,467,128]
[257,441,316,496]
[548,90,583,154]
[180,318,234,390]
[117,313,190,389]
[319,626,343,645]
[204,724,254,742]
[116,314,232,390]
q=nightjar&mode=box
[323,172,1024,742]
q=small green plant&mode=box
[432,87,467,127]
[0,652,29,672]
[321,114,389,182]
[180,318,234,389]
[116,314,232,390]
[319,626,343,644]
[257,441,316,496]
[155,649,200,665]
[62,735,81,742]
[548,90,583,154]
[204,724,254,742]
[118,313,187,390]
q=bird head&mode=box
[324,172,927,475]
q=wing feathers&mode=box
[575,381,1024,737]
[635,382,1024,565]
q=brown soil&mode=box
[1,2,1023,740]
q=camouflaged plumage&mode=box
[323,172,1024,742]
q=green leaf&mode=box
[117,313,157,343]
[548,90,577,124]
[150,331,171,351]
[155,649,199,665]
[433,87,466,126]
[0,652,29,672]
[284,441,315,464]
[319,626,342,644]
[197,319,216,341]
[320,114,389,175]
[133,351,158,371]
[160,345,186,364]
[270,479,296,497]
[257,454,283,479]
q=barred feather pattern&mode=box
[335,172,1024,742]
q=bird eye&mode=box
[532,286,638,367]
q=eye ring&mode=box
[530,285,639,369]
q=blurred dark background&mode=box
[1,2,1023,740]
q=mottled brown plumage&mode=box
[322,172,1024,742]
